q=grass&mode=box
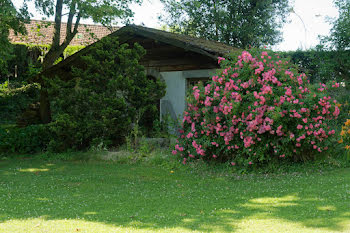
[0,155,350,232]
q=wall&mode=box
[160,69,217,121]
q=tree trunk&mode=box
[38,0,80,124]
[39,87,51,123]
[39,49,64,124]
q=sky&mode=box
[13,0,339,51]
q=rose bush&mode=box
[173,50,340,166]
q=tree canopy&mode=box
[26,0,142,123]
[0,0,28,77]
[316,0,350,82]
[29,0,142,69]
[160,0,291,48]
[326,0,350,50]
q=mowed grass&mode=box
[0,158,350,232]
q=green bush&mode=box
[47,36,165,152]
[0,124,49,155]
[0,81,40,124]
[281,49,350,83]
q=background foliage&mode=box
[0,43,84,126]
[160,0,291,48]
[0,0,28,78]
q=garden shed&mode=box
[41,25,239,120]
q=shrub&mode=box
[281,49,350,83]
[0,81,40,125]
[47,36,165,152]
[0,124,49,155]
[172,50,340,166]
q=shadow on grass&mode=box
[0,159,349,232]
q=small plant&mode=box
[340,119,350,160]
[125,109,144,151]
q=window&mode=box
[187,77,210,90]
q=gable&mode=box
[40,25,239,78]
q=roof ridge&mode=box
[27,19,120,28]
[129,24,232,47]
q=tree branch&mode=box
[72,12,81,36]
[52,0,63,49]
[66,1,76,37]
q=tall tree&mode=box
[318,0,350,82]
[326,0,350,50]
[160,0,291,48]
[29,0,142,123]
[0,0,28,78]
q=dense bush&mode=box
[281,49,350,130]
[173,50,340,166]
[47,36,165,152]
[0,124,49,154]
[281,49,350,83]
[0,81,40,125]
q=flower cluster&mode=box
[339,119,350,150]
[173,50,340,165]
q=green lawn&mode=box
[0,158,350,232]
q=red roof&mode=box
[9,20,119,46]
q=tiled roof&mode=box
[9,20,119,46]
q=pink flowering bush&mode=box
[173,50,340,166]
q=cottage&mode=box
[41,25,239,121]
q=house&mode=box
[41,25,239,121]
[9,20,119,46]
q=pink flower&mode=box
[213,154,217,158]
[204,96,212,106]
[231,162,236,166]
[244,136,254,148]
[297,124,303,130]
[242,51,253,62]
[218,57,226,64]
[193,89,200,100]
[285,87,292,96]
[172,150,177,155]
[333,106,340,117]
[280,154,285,158]
[248,161,252,165]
